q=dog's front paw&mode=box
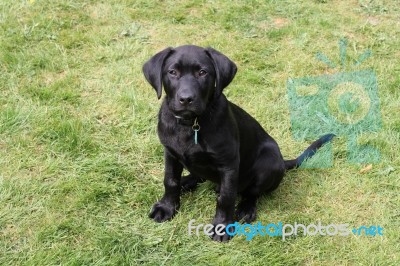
[210,221,234,242]
[149,201,178,222]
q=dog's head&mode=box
[143,45,237,120]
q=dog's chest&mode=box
[168,139,214,166]
[162,131,219,177]
[182,148,219,179]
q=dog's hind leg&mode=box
[236,144,285,223]
[180,174,205,193]
[236,194,258,223]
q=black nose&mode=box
[178,93,194,106]
[179,96,193,105]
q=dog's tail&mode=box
[284,134,335,170]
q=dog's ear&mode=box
[143,47,173,99]
[205,47,237,97]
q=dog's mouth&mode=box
[173,110,197,121]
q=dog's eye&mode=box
[168,70,178,76]
[199,69,207,76]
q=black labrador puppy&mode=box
[143,45,334,242]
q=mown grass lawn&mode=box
[1,0,399,265]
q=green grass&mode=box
[1,0,399,265]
